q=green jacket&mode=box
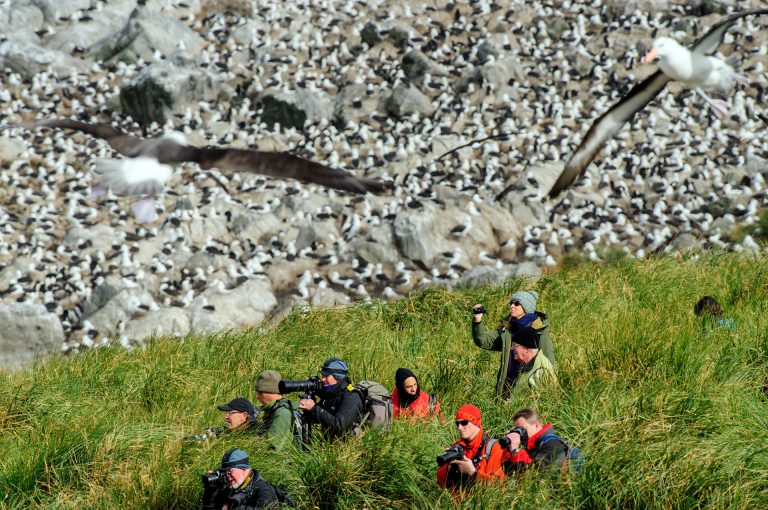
[260,398,294,449]
[472,312,555,398]
[509,352,556,398]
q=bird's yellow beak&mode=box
[641,47,658,65]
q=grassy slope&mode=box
[1,252,766,509]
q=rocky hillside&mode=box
[0,0,766,365]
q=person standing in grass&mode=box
[436,404,506,493]
[201,448,279,510]
[254,371,297,449]
[694,295,735,331]
[391,367,442,420]
[299,357,363,440]
[472,290,556,399]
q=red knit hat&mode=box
[455,404,482,426]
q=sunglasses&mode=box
[509,301,522,306]
[455,419,471,427]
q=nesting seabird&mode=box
[548,9,768,198]
[15,118,390,222]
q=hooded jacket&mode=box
[391,368,441,420]
[472,311,555,398]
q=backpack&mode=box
[273,399,306,450]
[269,482,296,508]
[472,434,498,466]
[353,380,393,430]
[539,433,584,472]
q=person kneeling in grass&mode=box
[436,404,505,494]
[201,448,278,510]
[186,397,260,442]
[391,367,442,421]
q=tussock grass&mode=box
[1,252,767,509]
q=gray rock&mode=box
[352,225,401,265]
[83,280,158,336]
[0,303,64,369]
[88,6,204,64]
[480,57,526,88]
[383,85,435,117]
[120,53,233,126]
[473,41,497,65]
[515,261,543,279]
[453,266,513,288]
[401,50,432,83]
[3,2,44,32]
[30,0,92,24]
[669,232,699,252]
[189,278,277,332]
[123,307,191,341]
[0,40,89,78]
[360,21,382,47]
[310,287,351,307]
[256,88,334,129]
[709,216,737,236]
[0,136,25,163]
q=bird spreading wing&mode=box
[547,8,768,198]
[16,118,389,195]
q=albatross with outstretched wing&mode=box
[548,8,768,198]
[16,118,390,221]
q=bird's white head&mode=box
[642,37,683,65]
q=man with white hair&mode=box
[201,448,279,510]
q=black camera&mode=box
[436,444,465,466]
[472,305,486,314]
[202,469,227,487]
[498,426,528,450]
[278,375,323,395]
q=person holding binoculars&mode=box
[436,404,505,493]
[471,290,556,399]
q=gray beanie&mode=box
[509,290,538,314]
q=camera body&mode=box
[498,425,528,450]
[472,305,486,314]
[202,469,227,487]
[436,444,465,466]
[278,375,323,396]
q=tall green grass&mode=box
[1,252,766,509]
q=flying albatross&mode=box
[15,118,390,221]
[548,8,768,198]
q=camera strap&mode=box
[472,434,498,466]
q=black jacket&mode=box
[527,425,567,469]
[307,382,363,440]
[202,471,278,510]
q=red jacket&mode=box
[436,428,506,490]
[501,423,559,468]
[391,388,442,420]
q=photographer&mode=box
[295,358,363,441]
[472,290,556,399]
[186,397,259,442]
[436,404,505,492]
[500,408,568,472]
[201,448,278,510]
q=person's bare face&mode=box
[509,301,525,319]
[223,410,249,429]
[403,376,418,396]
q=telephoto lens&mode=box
[472,305,486,314]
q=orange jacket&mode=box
[436,429,506,490]
[392,388,442,420]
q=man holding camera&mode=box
[436,404,505,492]
[296,358,363,441]
[500,407,568,472]
[201,448,279,510]
[472,290,556,399]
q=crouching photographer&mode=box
[280,358,362,441]
[499,408,569,472]
[201,449,279,510]
[436,404,505,493]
